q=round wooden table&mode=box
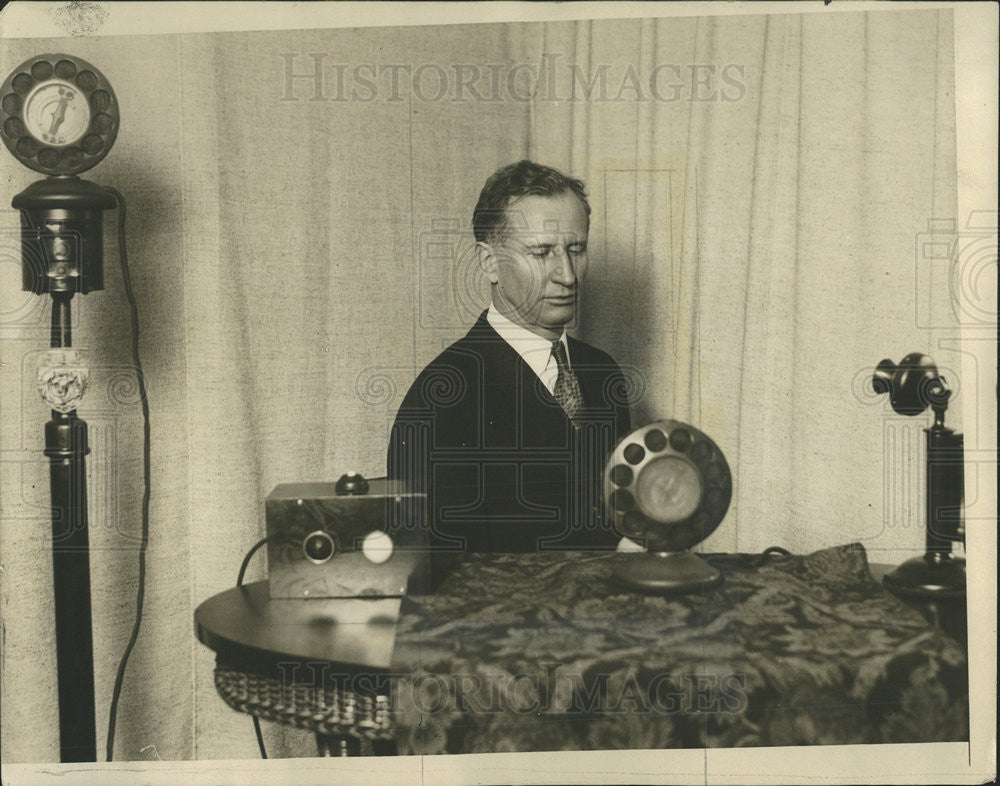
[195,581,402,756]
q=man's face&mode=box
[481,191,589,340]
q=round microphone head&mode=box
[605,420,732,553]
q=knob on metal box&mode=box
[335,471,369,496]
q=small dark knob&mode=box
[303,530,335,563]
[335,471,369,496]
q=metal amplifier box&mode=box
[265,478,427,599]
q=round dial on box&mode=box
[1,54,119,175]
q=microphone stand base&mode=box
[612,551,723,594]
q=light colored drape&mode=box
[0,10,958,762]
[520,11,958,556]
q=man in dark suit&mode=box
[387,160,631,560]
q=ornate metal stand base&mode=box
[612,551,723,594]
[882,554,967,652]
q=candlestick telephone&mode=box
[872,353,966,599]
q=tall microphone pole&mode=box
[16,175,114,763]
[3,54,120,763]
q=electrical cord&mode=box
[99,186,270,761]
[237,538,270,588]
[103,186,150,762]
[237,536,271,759]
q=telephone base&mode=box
[882,553,966,600]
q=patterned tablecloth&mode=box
[390,544,968,754]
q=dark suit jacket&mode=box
[387,311,631,556]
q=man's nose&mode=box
[550,249,577,287]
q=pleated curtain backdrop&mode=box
[520,11,958,557]
[0,10,958,762]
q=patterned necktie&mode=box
[551,340,583,424]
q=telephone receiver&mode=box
[872,353,965,599]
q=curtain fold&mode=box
[516,10,957,555]
[734,14,802,555]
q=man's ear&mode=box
[476,241,499,284]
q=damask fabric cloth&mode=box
[390,544,968,754]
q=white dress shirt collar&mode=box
[486,305,569,393]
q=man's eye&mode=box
[526,246,585,259]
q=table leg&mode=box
[315,733,365,756]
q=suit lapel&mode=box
[468,311,574,441]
